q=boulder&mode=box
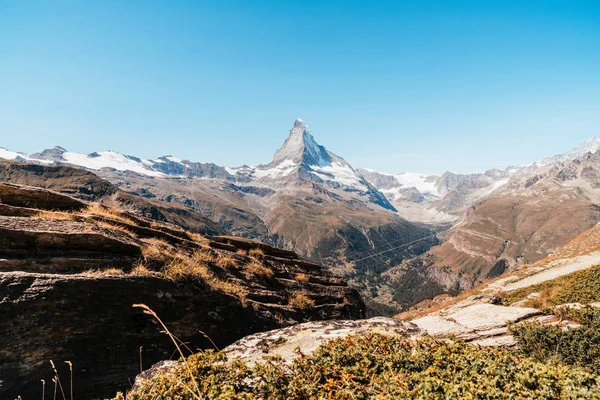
[413,303,543,347]
[223,317,421,366]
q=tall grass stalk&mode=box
[65,361,73,400]
[50,360,66,400]
[132,304,202,400]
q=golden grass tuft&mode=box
[236,248,248,256]
[245,261,274,279]
[129,263,156,277]
[141,238,173,264]
[162,255,208,280]
[97,221,136,237]
[83,203,136,224]
[187,232,210,246]
[295,273,310,283]
[34,210,76,221]
[161,251,247,302]
[249,247,265,259]
[216,254,238,269]
[288,293,316,310]
[191,249,216,264]
[83,268,125,276]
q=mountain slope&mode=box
[421,143,600,289]
[358,167,517,224]
[0,160,226,235]
[0,181,364,398]
[0,120,437,313]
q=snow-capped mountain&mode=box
[537,137,600,166]
[357,166,517,224]
[225,119,395,210]
[0,119,438,313]
[3,120,599,314]
[0,147,51,164]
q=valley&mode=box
[4,121,600,315]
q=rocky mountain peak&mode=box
[271,119,332,167]
[30,145,67,162]
[294,117,306,128]
[537,137,600,166]
[563,137,600,160]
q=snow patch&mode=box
[311,162,365,189]
[0,147,51,164]
[394,172,440,196]
[62,151,164,177]
[253,159,297,178]
[166,156,183,163]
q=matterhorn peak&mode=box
[294,118,306,128]
[271,119,332,167]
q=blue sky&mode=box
[1,0,599,174]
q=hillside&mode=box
[0,181,364,398]
[427,150,600,284]
[0,121,439,314]
[117,218,600,399]
[5,132,600,314]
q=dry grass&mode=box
[295,273,310,283]
[191,249,216,264]
[216,254,238,269]
[97,221,136,237]
[83,203,136,224]
[34,210,76,221]
[187,232,210,246]
[236,248,248,256]
[245,261,274,279]
[288,293,315,310]
[141,238,173,264]
[129,263,156,277]
[83,268,125,277]
[249,248,265,259]
[162,255,210,280]
[132,304,203,399]
[161,251,248,302]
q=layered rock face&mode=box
[0,183,364,399]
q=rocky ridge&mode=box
[0,181,364,399]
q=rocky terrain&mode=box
[357,167,516,224]
[5,128,600,314]
[0,181,364,399]
[0,121,439,314]
[123,214,600,398]
[426,150,600,285]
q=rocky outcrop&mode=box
[223,317,421,366]
[0,183,365,399]
[409,294,582,347]
[413,303,542,347]
[0,182,86,211]
[131,317,421,391]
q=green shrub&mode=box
[124,334,600,399]
[501,263,600,307]
[510,306,600,374]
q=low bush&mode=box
[123,333,600,399]
[501,263,600,307]
[288,293,315,310]
[510,306,600,374]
